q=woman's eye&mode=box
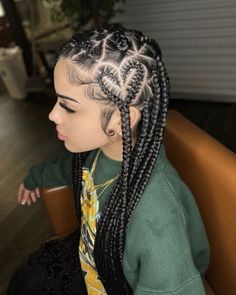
[59,102,76,114]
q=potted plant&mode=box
[42,0,125,30]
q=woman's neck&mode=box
[101,136,137,162]
[101,141,123,162]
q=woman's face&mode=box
[49,58,115,153]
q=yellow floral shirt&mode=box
[79,167,107,295]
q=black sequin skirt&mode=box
[7,230,88,295]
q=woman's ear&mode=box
[105,108,121,137]
[129,106,141,130]
[107,106,141,136]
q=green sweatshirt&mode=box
[24,144,210,294]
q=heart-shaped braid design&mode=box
[121,60,145,104]
[57,24,170,295]
[99,60,145,107]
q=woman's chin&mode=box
[64,142,85,153]
[64,142,75,152]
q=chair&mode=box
[41,110,236,295]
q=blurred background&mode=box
[0,0,235,293]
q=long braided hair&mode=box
[57,24,169,294]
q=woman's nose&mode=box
[48,102,61,124]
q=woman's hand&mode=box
[17,183,40,206]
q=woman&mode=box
[9,24,210,294]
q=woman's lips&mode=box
[57,130,66,141]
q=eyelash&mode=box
[59,102,76,114]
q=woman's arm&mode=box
[23,152,73,190]
[132,220,207,295]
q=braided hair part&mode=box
[56,24,170,294]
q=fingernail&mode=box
[21,200,26,205]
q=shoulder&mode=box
[124,143,201,258]
[123,145,209,292]
[148,144,191,200]
[129,144,191,229]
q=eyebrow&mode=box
[56,93,80,104]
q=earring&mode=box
[118,130,122,136]
[108,129,115,136]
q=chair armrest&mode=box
[40,186,79,236]
[204,279,216,295]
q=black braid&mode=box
[72,153,81,220]
[127,66,169,217]
[72,152,90,222]
[56,24,170,295]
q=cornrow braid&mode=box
[57,24,170,295]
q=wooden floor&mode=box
[0,91,235,294]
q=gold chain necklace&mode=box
[90,149,120,199]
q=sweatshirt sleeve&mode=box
[23,152,73,190]
[123,171,209,295]
[133,221,206,295]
